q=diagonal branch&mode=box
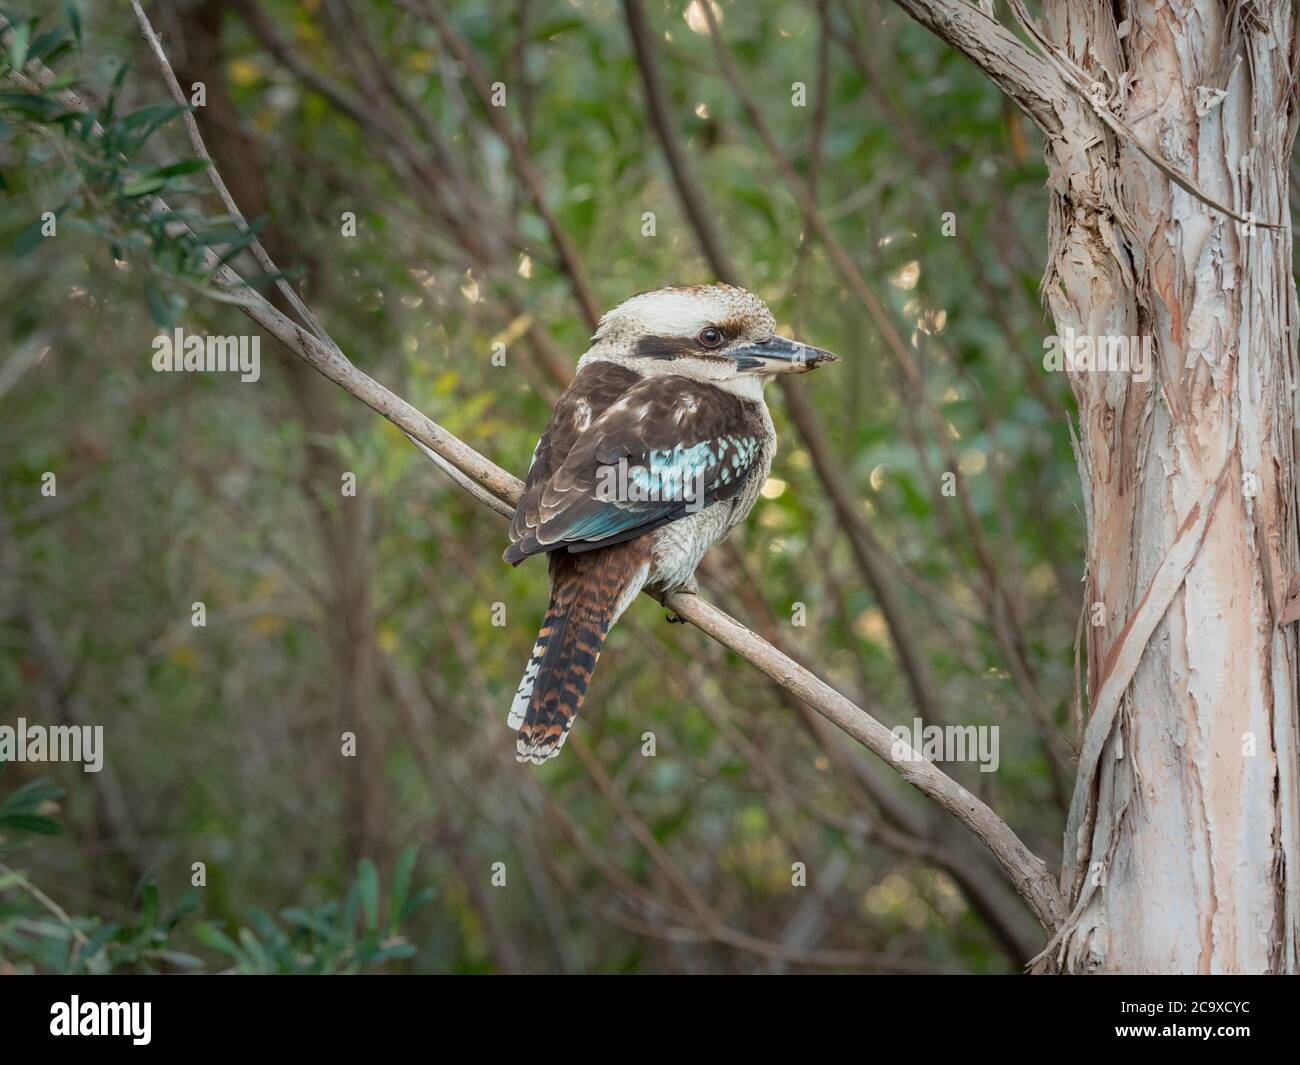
[235,251,1062,929]
[622,0,948,734]
[12,5,1067,934]
[130,0,330,342]
[888,0,1067,134]
[1036,463,1232,965]
[680,1,1073,785]
[1056,467,1232,894]
[999,0,1281,230]
[893,0,1281,229]
[412,0,604,330]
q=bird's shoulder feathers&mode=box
[505,363,768,563]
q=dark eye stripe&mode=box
[634,335,692,359]
[634,327,739,360]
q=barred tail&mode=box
[509,538,651,765]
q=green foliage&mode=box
[0,774,64,838]
[193,848,434,975]
[0,772,431,973]
[0,5,268,327]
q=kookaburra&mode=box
[504,284,837,764]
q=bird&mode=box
[503,283,837,764]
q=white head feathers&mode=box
[592,283,775,346]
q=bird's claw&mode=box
[664,575,699,623]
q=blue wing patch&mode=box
[507,372,767,564]
[544,433,760,552]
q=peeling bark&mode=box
[1044,0,1300,975]
[896,0,1300,972]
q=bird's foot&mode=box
[663,575,700,624]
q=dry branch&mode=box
[2,4,1070,936]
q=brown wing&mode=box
[505,361,642,563]
[505,369,764,564]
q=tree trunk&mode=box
[1040,0,1300,973]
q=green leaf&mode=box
[153,158,208,178]
[73,922,121,971]
[63,1,81,46]
[120,103,188,133]
[367,941,416,963]
[117,103,189,158]
[101,62,128,127]
[143,281,174,328]
[136,883,159,932]
[387,844,417,935]
[343,875,361,939]
[155,950,203,968]
[41,68,78,92]
[162,891,200,931]
[7,18,30,73]
[0,776,65,812]
[195,222,257,246]
[14,213,54,256]
[0,812,62,834]
[237,928,269,971]
[357,858,380,932]
[230,269,285,290]
[121,174,166,197]
[531,17,585,40]
[0,91,69,122]
[28,26,69,65]
[280,906,337,939]
[193,922,242,958]
[400,886,435,922]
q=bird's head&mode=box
[586,283,838,385]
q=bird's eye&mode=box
[698,327,723,348]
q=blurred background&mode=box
[0,0,1081,973]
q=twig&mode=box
[0,861,90,947]
[130,0,333,341]
[1001,0,1281,229]
[10,5,1067,934]
[692,1,1062,763]
[412,0,603,330]
[890,0,1282,229]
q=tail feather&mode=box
[510,537,651,764]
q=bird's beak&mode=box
[733,335,839,374]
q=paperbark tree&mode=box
[895,0,1300,973]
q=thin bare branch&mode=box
[10,5,1067,935]
[130,0,330,342]
[888,0,1067,133]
